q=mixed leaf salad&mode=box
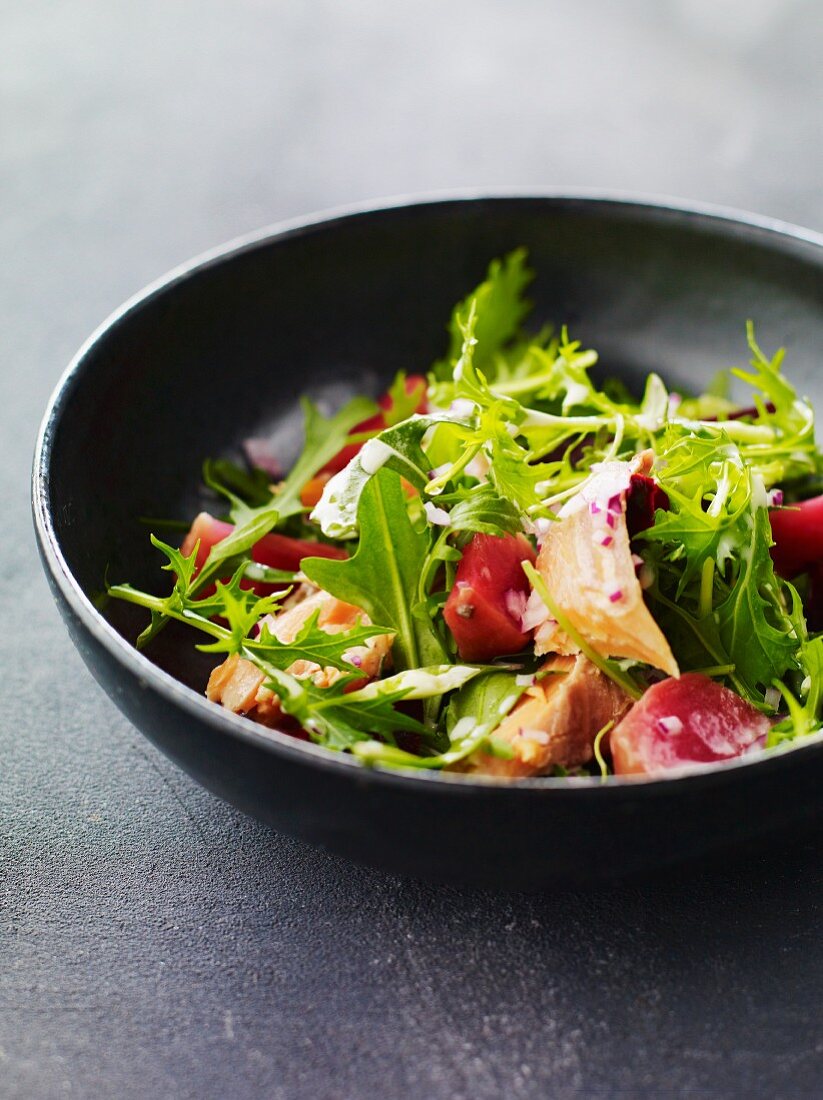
[110,250,823,779]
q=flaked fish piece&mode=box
[533,480,678,676]
[206,587,393,723]
[456,655,633,777]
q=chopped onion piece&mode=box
[504,588,528,623]
[764,686,782,710]
[519,727,550,745]
[521,587,552,631]
[423,501,451,526]
[656,715,683,735]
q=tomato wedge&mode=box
[180,511,346,595]
[443,533,536,661]
[321,374,427,474]
[610,672,770,776]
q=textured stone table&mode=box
[2,2,821,1096]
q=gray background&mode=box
[3,2,822,1097]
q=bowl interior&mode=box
[46,196,823,709]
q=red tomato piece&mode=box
[180,511,346,595]
[443,533,536,661]
[322,374,428,474]
[611,672,770,776]
[769,494,823,579]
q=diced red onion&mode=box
[348,654,363,668]
[598,534,613,548]
[656,715,683,735]
[504,588,528,623]
[519,727,550,745]
[609,589,623,603]
[767,489,784,508]
[521,587,552,631]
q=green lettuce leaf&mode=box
[430,248,534,381]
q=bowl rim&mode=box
[32,188,823,798]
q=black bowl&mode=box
[33,193,823,888]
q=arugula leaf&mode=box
[243,610,389,671]
[109,540,285,651]
[110,536,391,672]
[303,469,447,669]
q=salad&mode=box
[110,250,823,779]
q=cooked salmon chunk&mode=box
[533,488,678,676]
[456,655,632,777]
[206,587,393,725]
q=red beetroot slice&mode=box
[321,374,428,474]
[769,494,823,579]
[180,511,346,596]
[443,533,536,661]
[626,474,669,538]
[610,672,770,776]
[806,562,823,632]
